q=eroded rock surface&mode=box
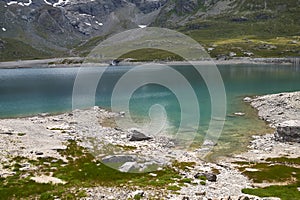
[251,91,300,142]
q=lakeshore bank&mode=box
[0,91,299,199]
[0,57,297,69]
[226,91,300,161]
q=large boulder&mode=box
[129,130,152,142]
[275,120,300,143]
[194,172,217,182]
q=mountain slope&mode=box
[0,0,167,60]
[0,0,299,61]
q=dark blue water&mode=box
[0,64,299,157]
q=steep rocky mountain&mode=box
[0,0,299,61]
[0,0,168,58]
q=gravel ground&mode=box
[1,91,299,199]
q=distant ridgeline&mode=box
[0,0,299,61]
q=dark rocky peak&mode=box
[65,0,127,16]
[127,0,167,14]
[173,0,202,15]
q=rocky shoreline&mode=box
[0,57,297,69]
[0,91,299,199]
[250,92,300,144]
[230,92,300,162]
[0,107,253,199]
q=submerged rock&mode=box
[275,120,300,143]
[119,162,138,172]
[243,97,252,102]
[202,140,218,146]
[102,155,136,163]
[234,112,246,116]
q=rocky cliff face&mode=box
[0,0,167,55]
[0,0,230,49]
[0,0,168,36]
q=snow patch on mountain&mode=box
[95,21,103,26]
[7,1,18,6]
[53,0,70,7]
[138,25,147,28]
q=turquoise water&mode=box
[0,64,299,158]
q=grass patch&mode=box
[179,178,192,184]
[74,35,106,57]
[0,38,50,62]
[133,193,142,200]
[266,157,300,165]
[115,144,137,151]
[166,185,181,191]
[242,163,298,183]
[119,48,184,62]
[0,140,195,199]
[172,161,196,171]
[179,10,300,58]
[236,157,300,200]
[242,184,300,200]
[197,175,207,181]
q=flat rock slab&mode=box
[251,92,300,127]
[30,175,67,185]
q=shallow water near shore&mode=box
[0,64,299,159]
